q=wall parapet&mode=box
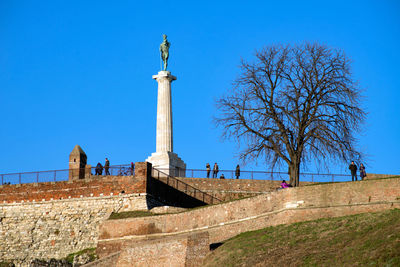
[0,175,146,203]
[98,177,400,242]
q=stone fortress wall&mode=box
[0,162,282,265]
[96,177,400,266]
[0,163,155,265]
[0,193,159,265]
[0,159,397,266]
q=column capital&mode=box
[152,71,177,81]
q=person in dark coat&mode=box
[359,163,367,180]
[349,161,357,181]
[220,174,225,179]
[104,158,110,175]
[235,164,240,179]
[213,163,219,178]
[206,163,211,178]
[130,162,135,176]
[95,162,103,175]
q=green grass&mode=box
[203,209,400,267]
[108,210,165,220]
[0,262,14,267]
[65,248,97,264]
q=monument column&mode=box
[146,34,186,176]
[154,71,176,153]
[146,70,186,176]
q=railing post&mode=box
[19,173,21,184]
[36,172,39,183]
[312,174,314,183]
[332,174,334,183]
[251,171,254,180]
[54,171,57,182]
[191,169,194,178]
[1,174,3,185]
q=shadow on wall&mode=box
[146,177,207,208]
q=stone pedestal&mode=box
[146,71,186,177]
[146,151,186,177]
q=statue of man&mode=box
[160,34,170,71]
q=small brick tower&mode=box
[69,145,88,180]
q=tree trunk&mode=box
[288,161,300,187]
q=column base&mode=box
[146,151,186,177]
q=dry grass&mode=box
[203,209,400,267]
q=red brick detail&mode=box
[0,176,146,203]
[0,162,152,203]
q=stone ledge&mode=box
[0,193,148,206]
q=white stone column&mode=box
[146,71,186,177]
[153,71,175,153]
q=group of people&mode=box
[349,161,367,181]
[95,158,110,176]
[205,163,241,179]
[278,161,367,189]
[95,159,135,176]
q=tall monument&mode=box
[146,35,186,176]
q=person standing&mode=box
[213,163,219,178]
[359,163,367,180]
[95,162,103,175]
[206,163,211,178]
[235,164,240,179]
[105,158,110,176]
[130,162,135,176]
[349,161,357,181]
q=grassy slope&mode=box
[203,209,400,267]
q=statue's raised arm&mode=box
[160,34,170,71]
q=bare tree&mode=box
[215,43,365,186]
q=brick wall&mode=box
[176,178,313,201]
[0,176,146,203]
[108,232,209,267]
[364,173,398,180]
[98,178,400,256]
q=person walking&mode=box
[206,163,211,178]
[349,161,357,181]
[213,163,219,178]
[359,163,367,180]
[235,164,240,179]
[104,158,110,176]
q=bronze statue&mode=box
[160,34,170,71]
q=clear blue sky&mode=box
[1,0,399,175]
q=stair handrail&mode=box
[152,167,223,205]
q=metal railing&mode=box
[158,168,352,183]
[0,164,134,185]
[152,168,222,205]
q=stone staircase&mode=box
[88,177,400,267]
